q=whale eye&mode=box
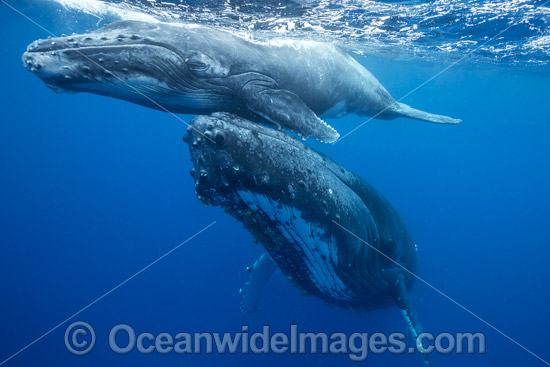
[184,51,228,77]
[187,60,208,71]
[185,52,210,72]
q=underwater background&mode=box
[1,0,549,366]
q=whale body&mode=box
[23,20,460,143]
[184,113,427,365]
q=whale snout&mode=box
[22,25,191,101]
[22,51,38,73]
[22,51,72,93]
[184,114,249,202]
[188,115,231,147]
[25,28,148,54]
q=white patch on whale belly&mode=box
[236,190,355,301]
[321,101,347,119]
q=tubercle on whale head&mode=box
[184,114,245,205]
[22,22,156,77]
[22,20,206,56]
[184,114,276,202]
[21,21,208,102]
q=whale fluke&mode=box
[396,102,462,124]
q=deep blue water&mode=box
[1,1,550,367]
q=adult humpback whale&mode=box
[23,20,460,143]
[185,112,427,363]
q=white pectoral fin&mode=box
[237,73,340,143]
[322,100,347,119]
[392,272,431,366]
[240,252,278,314]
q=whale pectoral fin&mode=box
[238,77,340,143]
[240,252,278,314]
[392,273,431,366]
[401,307,431,367]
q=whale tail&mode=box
[395,102,461,124]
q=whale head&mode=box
[183,112,334,209]
[22,21,228,112]
[184,112,368,227]
[184,112,268,206]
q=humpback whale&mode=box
[23,20,460,143]
[184,112,427,363]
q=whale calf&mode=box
[23,20,460,143]
[184,113,427,363]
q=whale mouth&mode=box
[22,37,189,98]
[22,24,187,83]
[23,35,185,69]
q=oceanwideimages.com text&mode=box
[65,321,486,360]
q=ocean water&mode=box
[1,1,549,367]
